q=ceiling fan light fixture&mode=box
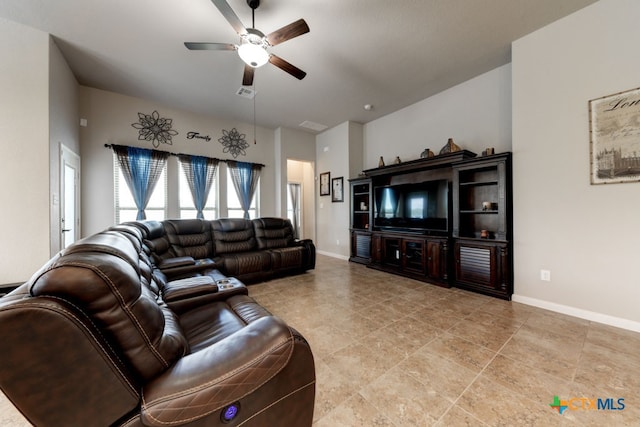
[185,0,308,82]
[238,31,270,68]
[238,43,269,67]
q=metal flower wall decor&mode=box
[131,110,178,148]
[218,128,249,158]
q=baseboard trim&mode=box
[512,294,640,333]
[316,250,349,261]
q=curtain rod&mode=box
[104,144,265,167]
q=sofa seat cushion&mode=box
[214,251,272,276]
[180,294,273,353]
[180,302,247,353]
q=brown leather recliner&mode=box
[0,225,315,426]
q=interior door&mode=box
[60,144,81,249]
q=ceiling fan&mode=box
[185,0,309,86]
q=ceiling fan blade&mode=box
[269,55,307,80]
[266,19,310,46]
[242,65,255,86]
[184,42,236,51]
[211,0,247,35]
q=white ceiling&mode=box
[0,0,598,133]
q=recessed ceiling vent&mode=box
[236,87,256,99]
[299,120,328,132]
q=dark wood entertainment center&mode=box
[349,150,513,299]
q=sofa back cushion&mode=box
[253,218,295,250]
[110,224,160,295]
[135,220,174,263]
[211,218,257,254]
[29,231,187,382]
[164,219,214,259]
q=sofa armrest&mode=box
[141,316,294,426]
[294,239,316,270]
[158,257,216,280]
[158,256,195,269]
[163,273,248,314]
[163,276,219,302]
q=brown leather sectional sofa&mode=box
[0,219,316,426]
[138,217,316,283]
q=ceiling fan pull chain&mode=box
[253,82,257,144]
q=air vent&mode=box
[299,120,328,132]
[236,87,256,99]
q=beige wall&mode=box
[79,86,277,236]
[315,121,363,258]
[49,38,80,255]
[0,18,50,283]
[364,64,512,170]
[512,0,640,329]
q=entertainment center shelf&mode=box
[349,150,512,299]
[351,181,371,231]
[453,153,510,242]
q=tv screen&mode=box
[374,180,449,232]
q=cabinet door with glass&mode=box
[383,237,402,268]
[402,238,425,275]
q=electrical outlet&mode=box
[540,269,551,281]
[336,239,340,246]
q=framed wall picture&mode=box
[589,86,640,185]
[332,177,344,202]
[319,172,330,196]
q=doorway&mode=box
[60,144,81,249]
[286,159,315,241]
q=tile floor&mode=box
[252,256,640,426]
[2,255,640,426]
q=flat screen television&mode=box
[373,179,449,233]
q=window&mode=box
[227,168,259,218]
[179,162,218,219]
[114,157,167,223]
[287,182,301,238]
[380,187,397,218]
[408,195,425,218]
